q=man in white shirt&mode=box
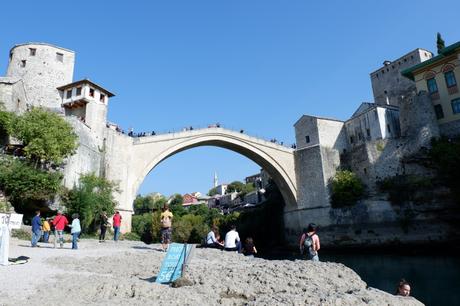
[224,225,242,252]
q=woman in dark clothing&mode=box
[244,237,257,257]
[99,211,109,242]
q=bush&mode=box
[62,173,117,233]
[173,214,209,243]
[11,228,31,240]
[330,170,364,207]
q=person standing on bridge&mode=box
[112,211,122,242]
[160,204,173,252]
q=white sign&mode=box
[0,213,22,266]
[0,213,23,229]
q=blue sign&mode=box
[156,243,192,284]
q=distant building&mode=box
[402,41,460,137]
[214,184,228,196]
[370,48,433,107]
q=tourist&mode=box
[31,210,42,248]
[160,204,173,252]
[224,225,242,252]
[395,279,411,297]
[299,223,320,261]
[244,237,257,257]
[112,211,122,242]
[206,226,224,249]
[42,218,51,243]
[52,211,69,248]
[68,213,81,250]
[99,211,109,242]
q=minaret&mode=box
[213,172,218,188]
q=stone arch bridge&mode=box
[103,127,297,231]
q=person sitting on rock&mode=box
[224,225,242,253]
[243,237,257,257]
[205,226,224,249]
[395,279,411,297]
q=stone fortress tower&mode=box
[6,43,75,111]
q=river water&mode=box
[321,252,460,306]
[260,250,460,306]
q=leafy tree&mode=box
[437,32,445,54]
[226,180,255,199]
[0,156,62,211]
[133,193,167,214]
[0,107,15,138]
[226,181,245,193]
[330,170,364,207]
[62,173,118,233]
[11,108,78,164]
[207,186,218,196]
[169,193,187,217]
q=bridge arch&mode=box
[119,128,297,214]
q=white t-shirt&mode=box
[206,231,217,244]
[224,230,240,248]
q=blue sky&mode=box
[1,1,459,197]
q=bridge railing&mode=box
[111,122,296,149]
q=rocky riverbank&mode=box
[1,238,422,305]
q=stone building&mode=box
[402,41,460,137]
[370,48,433,107]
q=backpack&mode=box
[303,234,314,249]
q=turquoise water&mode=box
[321,252,460,306]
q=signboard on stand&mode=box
[0,213,23,266]
[156,243,193,284]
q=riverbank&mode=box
[0,238,422,305]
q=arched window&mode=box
[442,64,457,89]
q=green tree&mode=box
[63,173,118,233]
[0,156,62,211]
[226,181,245,193]
[437,32,446,54]
[169,193,186,217]
[330,170,364,207]
[0,107,15,138]
[11,108,78,165]
[207,186,218,196]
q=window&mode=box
[76,87,82,96]
[387,124,391,134]
[434,104,444,119]
[452,98,460,114]
[56,52,64,62]
[444,71,457,88]
[100,94,105,102]
[366,128,371,137]
[89,88,95,97]
[426,78,438,94]
[350,136,354,144]
[305,135,310,143]
[20,60,26,67]
[66,90,72,99]
[29,48,36,56]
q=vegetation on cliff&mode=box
[330,170,364,208]
[0,107,78,215]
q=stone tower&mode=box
[6,43,75,111]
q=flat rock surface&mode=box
[1,238,423,305]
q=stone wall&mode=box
[439,118,460,138]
